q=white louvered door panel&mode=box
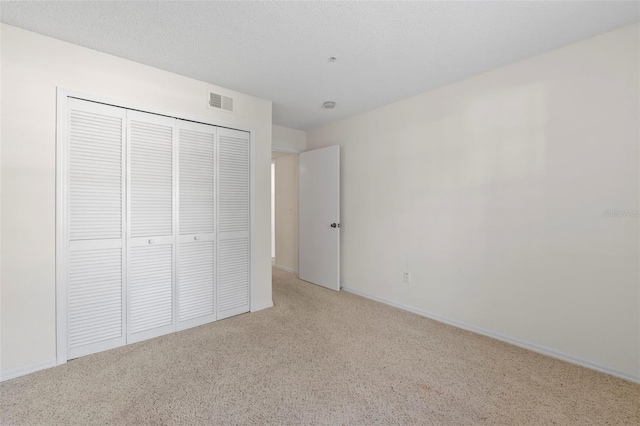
[218,238,249,314]
[179,122,215,235]
[177,120,217,330]
[127,111,177,343]
[66,98,126,359]
[129,114,174,238]
[68,245,123,357]
[178,240,215,328]
[218,131,249,234]
[217,128,251,319]
[128,244,173,335]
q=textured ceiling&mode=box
[1,1,638,130]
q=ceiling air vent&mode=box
[209,91,234,112]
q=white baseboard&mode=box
[273,264,297,274]
[342,286,640,384]
[252,301,274,312]
[0,358,57,382]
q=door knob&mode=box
[330,223,340,228]
[148,239,155,244]
[194,236,200,241]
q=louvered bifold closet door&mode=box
[177,120,216,330]
[127,111,177,343]
[217,128,251,319]
[66,99,126,359]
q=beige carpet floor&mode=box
[1,268,639,425]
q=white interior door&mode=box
[126,110,176,343]
[217,127,251,319]
[177,120,217,330]
[298,145,340,291]
[65,99,126,359]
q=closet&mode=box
[62,98,250,360]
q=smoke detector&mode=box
[322,101,336,109]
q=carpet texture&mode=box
[1,268,639,425]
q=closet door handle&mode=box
[194,236,200,241]
[148,239,155,244]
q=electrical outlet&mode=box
[403,272,410,284]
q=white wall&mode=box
[307,24,640,379]
[272,124,306,153]
[0,24,273,375]
[274,154,299,273]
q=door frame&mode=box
[55,88,256,365]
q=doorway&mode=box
[271,150,299,275]
[271,161,276,263]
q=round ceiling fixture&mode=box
[322,101,336,109]
[329,57,337,62]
